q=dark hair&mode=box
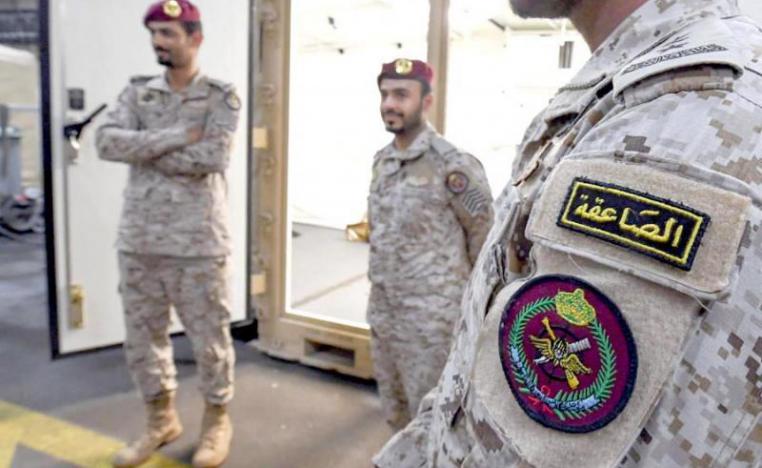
[181,21,203,35]
[420,80,431,96]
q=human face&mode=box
[379,78,430,135]
[146,21,201,68]
[509,0,579,18]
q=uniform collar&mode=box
[380,122,437,162]
[544,0,740,122]
[146,71,210,98]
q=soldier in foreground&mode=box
[374,0,762,466]
[368,59,494,430]
[96,1,240,466]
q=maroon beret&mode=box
[143,0,201,25]
[377,58,434,87]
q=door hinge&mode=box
[69,284,84,329]
[250,272,267,296]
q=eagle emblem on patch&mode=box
[557,178,710,270]
[163,0,182,18]
[499,275,637,433]
[395,58,413,75]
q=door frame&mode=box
[251,0,449,379]
[41,0,258,358]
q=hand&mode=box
[186,126,204,144]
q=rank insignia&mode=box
[395,58,413,75]
[557,178,710,270]
[225,91,241,111]
[138,89,159,105]
[499,275,637,433]
[163,0,182,18]
[446,171,469,194]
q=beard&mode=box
[383,105,424,135]
[157,57,175,68]
[155,48,176,68]
[509,0,579,18]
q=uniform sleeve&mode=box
[516,64,762,466]
[151,89,240,176]
[446,153,494,265]
[372,388,436,468]
[95,85,190,164]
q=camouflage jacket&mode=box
[374,1,762,467]
[96,73,240,257]
[368,125,494,297]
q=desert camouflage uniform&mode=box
[368,124,494,429]
[374,0,762,466]
[96,73,239,404]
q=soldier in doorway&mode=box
[374,1,762,467]
[96,1,240,466]
[368,58,494,430]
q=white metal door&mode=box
[46,0,252,355]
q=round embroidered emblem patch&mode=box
[225,91,242,111]
[498,275,637,433]
[446,171,469,194]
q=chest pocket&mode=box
[135,89,169,129]
[178,97,210,126]
[397,158,443,194]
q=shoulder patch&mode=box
[613,18,744,98]
[446,171,469,194]
[224,90,241,111]
[129,75,157,85]
[499,275,638,433]
[557,177,710,271]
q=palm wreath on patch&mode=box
[498,275,638,433]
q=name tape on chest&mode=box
[557,178,710,271]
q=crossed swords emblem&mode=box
[530,317,592,390]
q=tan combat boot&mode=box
[191,403,232,468]
[112,392,183,467]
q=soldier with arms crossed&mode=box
[96,1,240,466]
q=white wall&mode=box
[446,30,589,195]
[739,0,762,22]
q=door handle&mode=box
[63,103,107,161]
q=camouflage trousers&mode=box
[367,283,461,430]
[118,252,235,405]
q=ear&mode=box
[422,92,434,113]
[191,31,204,47]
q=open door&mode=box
[42,0,254,356]
[251,0,441,379]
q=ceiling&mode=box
[292,0,574,51]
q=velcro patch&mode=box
[462,188,489,216]
[557,178,709,271]
[224,91,241,111]
[499,275,637,433]
[446,171,469,194]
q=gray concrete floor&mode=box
[0,234,392,467]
